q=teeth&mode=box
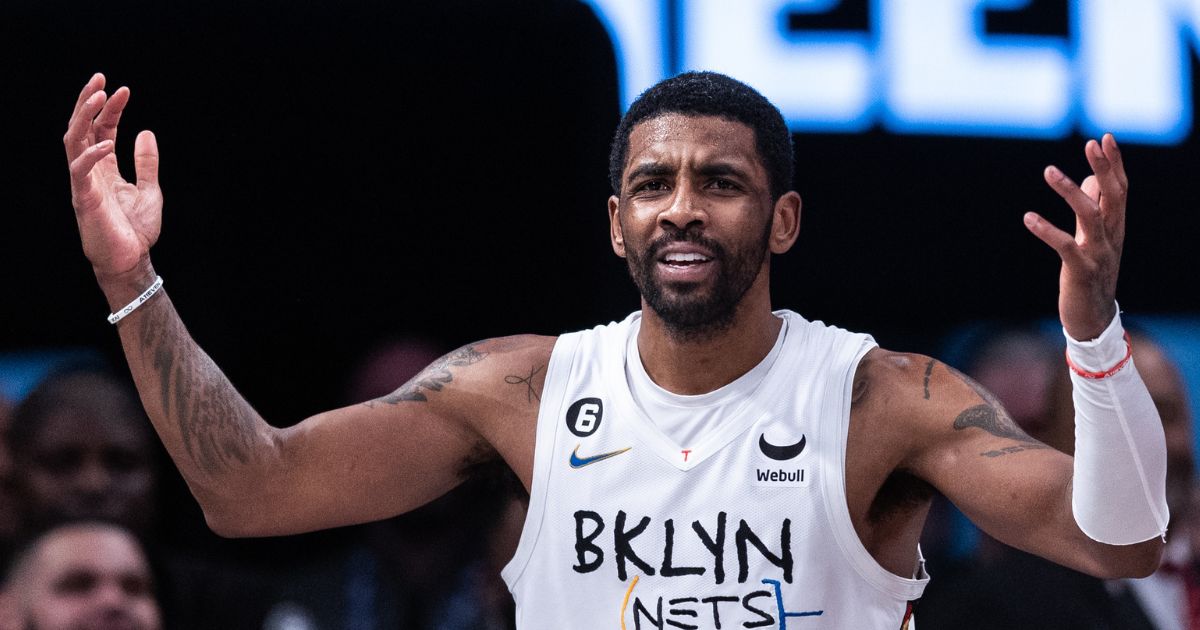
[664,252,710,263]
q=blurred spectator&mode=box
[6,366,276,629]
[0,521,161,630]
[8,369,156,537]
[920,330,1195,629]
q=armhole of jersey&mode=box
[500,332,582,591]
[820,336,931,603]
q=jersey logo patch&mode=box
[566,397,604,437]
[569,443,632,468]
[758,433,806,461]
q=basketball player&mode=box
[63,70,1167,628]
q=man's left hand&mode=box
[1024,133,1127,341]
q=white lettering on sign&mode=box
[581,0,1200,143]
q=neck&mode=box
[636,277,781,395]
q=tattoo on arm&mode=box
[139,307,259,476]
[505,364,544,404]
[937,362,1050,458]
[923,359,935,400]
[367,344,489,406]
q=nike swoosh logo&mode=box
[569,444,632,468]
[759,433,806,460]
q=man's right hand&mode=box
[64,73,162,299]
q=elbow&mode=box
[1123,541,1165,579]
[201,503,260,539]
[1085,538,1164,580]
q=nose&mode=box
[94,578,126,606]
[75,457,113,494]
[657,184,706,232]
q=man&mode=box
[63,70,1167,628]
[7,370,157,537]
[0,521,161,630]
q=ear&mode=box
[769,191,802,254]
[608,195,627,258]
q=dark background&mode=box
[2,0,1197,474]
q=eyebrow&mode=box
[624,162,674,184]
[695,161,750,180]
[624,160,751,184]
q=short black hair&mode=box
[608,71,794,201]
[8,365,148,457]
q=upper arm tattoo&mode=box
[368,343,489,406]
[933,361,1050,457]
[505,364,545,404]
[923,358,935,400]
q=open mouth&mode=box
[661,251,712,267]
[655,249,717,283]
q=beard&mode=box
[625,224,769,342]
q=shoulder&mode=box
[850,348,936,408]
[849,349,982,455]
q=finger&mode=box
[134,130,159,190]
[1102,133,1124,177]
[64,90,107,162]
[1044,165,1105,240]
[1101,134,1128,246]
[68,140,115,210]
[1099,133,1123,214]
[70,73,105,119]
[1024,211,1086,266]
[93,86,130,146]
[1085,137,1127,214]
[1081,175,1100,203]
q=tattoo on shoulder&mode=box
[943,364,1049,457]
[367,343,489,406]
[923,359,935,400]
[505,364,544,404]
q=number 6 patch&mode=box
[566,397,604,437]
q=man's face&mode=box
[610,114,778,338]
[13,526,161,630]
[17,409,154,532]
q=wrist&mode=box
[1064,303,1127,372]
[1062,300,1118,342]
[96,258,158,312]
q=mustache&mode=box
[645,228,726,260]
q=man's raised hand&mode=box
[64,73,162,288]
[1023,133,1127,341]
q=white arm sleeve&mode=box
[1068,307,1169,545]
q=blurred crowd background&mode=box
[2,1,1198,628]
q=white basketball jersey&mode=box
[502,310,929,629]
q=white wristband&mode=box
[107,276,164,325]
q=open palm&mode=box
[64,73,162,281]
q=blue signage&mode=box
[583,0,1198,143]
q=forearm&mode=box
[101,266,281,524]
[1068,309,1169,547]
